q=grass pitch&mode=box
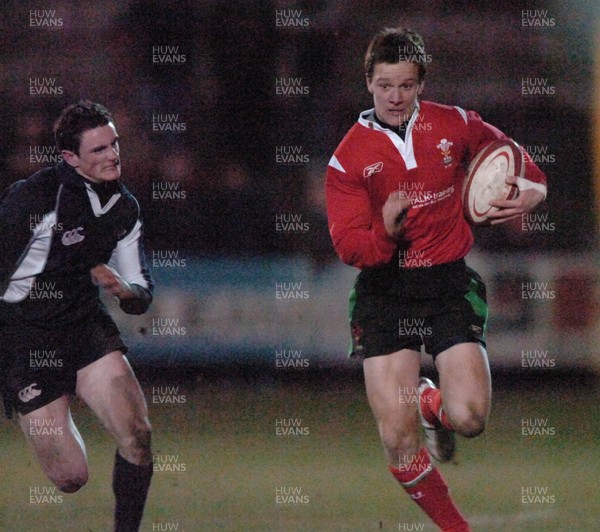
[0,367,597,531]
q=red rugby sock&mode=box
[389,448,470,531]
[421,386,453,430]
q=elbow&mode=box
[332,227,397,270]
[120,299,151,315]
[333,234,361,268]
[338,249,362,269]
[337,245,393,270]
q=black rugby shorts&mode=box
[348,259,488,359]
[2,305,127,416]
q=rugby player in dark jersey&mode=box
[0,101,153,531]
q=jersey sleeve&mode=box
[461,107,547,198]
[0,180,36,293]
[108,216,154,315]
[325,154,397,269]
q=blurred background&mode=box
[1,0,598,369]
[0,1,599,530]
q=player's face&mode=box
[62,122,121,183]
[366,62,424,126]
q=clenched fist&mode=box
[383,191,411,239]
[90,264,134,300]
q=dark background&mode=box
[1,2,599,531]
[0,0,596,261]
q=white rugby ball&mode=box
[462,139,523,225]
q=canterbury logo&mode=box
[61,227,84,246]
[363,161,383,178]
[410,491,424,500]
[18,383,42,403]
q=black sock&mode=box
[112,450,153,532]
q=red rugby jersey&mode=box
[326,101,547,269]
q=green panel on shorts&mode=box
[348,286,357,321]
[347,287,358,355]
[465,277,489,335]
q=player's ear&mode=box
[417,79,425,96]
[61,150,79,167]
[366,74,374,94]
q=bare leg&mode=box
[18,395,88,493]
[363,349,470,530]
[435,343,491,438]
[363,349,422,466]
[76,351,152,532]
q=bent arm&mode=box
[105,219,153,314]
[326,159,397,269]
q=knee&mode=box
[378,418,420,459]
[119,418,152,465]
[449,404,488,438]
[50,468,89,493]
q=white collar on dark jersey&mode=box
[84,182,121,216]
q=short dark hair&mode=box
[364,27,428,81]
[53,100,113,154]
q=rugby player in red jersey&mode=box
[326,28,546,531]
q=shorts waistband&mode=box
[356,258,471,298]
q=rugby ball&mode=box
[462,139,523,225]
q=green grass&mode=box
[0,370,597,531]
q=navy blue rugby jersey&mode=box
[0,161,153,325]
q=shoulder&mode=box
[328,122,378,178]
[2,166,59,206]
[333,111,387,158]
[116,182,143,227]
[26,165,60,189]
[117,182,140,209]
[419,100,471,124]
[335,123,366,153]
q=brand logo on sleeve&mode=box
[61,227,84,246]
[363,161,384,178]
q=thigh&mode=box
[363,349,422,461]
[364,349,422,418]
[19,395,88,490]
[435,342,491,420]
[75,351,150,460]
